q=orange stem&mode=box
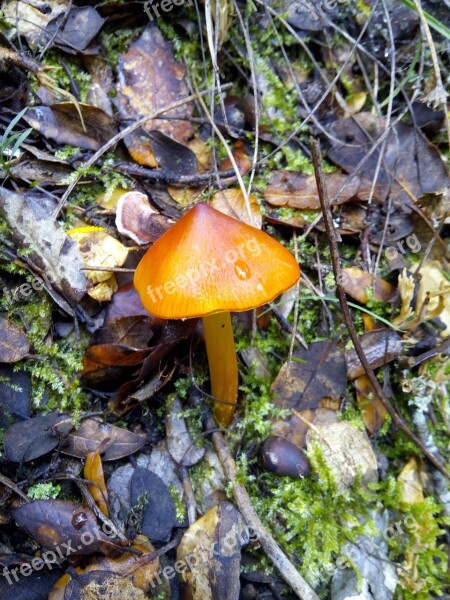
[202,312,238,427]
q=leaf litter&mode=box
[0,1,449,599]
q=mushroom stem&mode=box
[202,312,238,427]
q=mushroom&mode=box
[133,203,300,426]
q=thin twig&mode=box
[206,415,320,600]
[310,137,450,482]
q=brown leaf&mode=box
[105,284,159,325]
[13,500,123,557]
[61,417,146,461]
[327,113,450,204]
[346,329,403,379]
[0,317,29,363]
[115,24,194,166]
[177,501,249,600]
[271,342,347,410]
[263,170,360,209]
[341,268,395,304]
[91,317,154,350]
[23,104,117,151]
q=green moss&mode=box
[28,482,61,500]
[40,51,92,103]
[169,485,187,522]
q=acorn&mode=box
[260,437,311,478]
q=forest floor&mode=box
[0,1,449,599]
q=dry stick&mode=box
[206,416,319,600]
[310,137,450,482]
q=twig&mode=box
[206,415,319,600]
[111,162,238,186]
[310,137,450,482]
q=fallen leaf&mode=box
[210,189,262,228]
[116,191,173,245]
[345,329,403,379]
[341,268,395,304]
[23,104,117,151]
[0,317,30,363]
[61,417,146,461]
[84,450,109,517]
[2,1,67,48]
[271,342,347,410]
[263,170,360,209]
[177,501,249,600]
[44,6,105,53]
[306,409,378,491]
[13,500,123,557]
[327,113,450,204]
[115,24,194,166]
[398,457,425,505]
[166,398,205,467]
[354,375,388,436]
[0,189,86,302]
[3,412,72,463]
[0,366,31,427]
[130,467,177,543]
[68,228,128,302]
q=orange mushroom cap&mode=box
[133,203,300,319]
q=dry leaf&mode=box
[0,190,86,301]
[341,268,395,304]
[84,450,109,517]
[0,317,30,363]
[398,457,425,505]
[210,189,262,228]
[306,409,378,491]
[115,24,194,166]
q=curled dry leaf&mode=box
[0,317,30,363]
[271,341,347,410]
[166,398,205,467]
[398,457,425,505]
[3,412,73,463]
[0,189,86,302]
[306,409,378,492]
[341,268,395,304]
[13,500,123,558]
[354,374,388,436]
[115,24,194,167]
[84,450,109,517]
[263,170,360,209]
[116,191,173,245]
[177,501,249,600]
[61,417,146,461]
[394,263,450,336]
[23,104,117,151]
[345,329,403,379]
[68,227,129,302]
